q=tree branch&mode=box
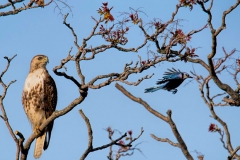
[228,146,240,160]
[197,0,240,106]
[151,134,180,148]
[115,83,193,160]
[79,110,129,160]
[63,13,80,49]
[0,0,53,17]
[0,55,19,160]
[115,83,168,122]
[0,0,23,9]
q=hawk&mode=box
[22,55,57,159]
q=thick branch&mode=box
[166,110,193,159]
[228,146,240,160]
[0,0,23,9]
[198,0,240,106]
[79,109,93,160]
[115,83,168,122]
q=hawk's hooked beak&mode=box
[44,57,49,63]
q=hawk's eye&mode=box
[38,57,43,60]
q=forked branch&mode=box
[0,55,19,160]
[115,83,193,160]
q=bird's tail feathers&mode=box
[144,85,162,93]
[34,132,46,159]
[156,79,168,85]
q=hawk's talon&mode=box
[34,126,41,135]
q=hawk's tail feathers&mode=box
[34,132,46,159]
[144,85,162,93]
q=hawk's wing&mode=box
[43,71,57,150]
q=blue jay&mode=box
[144,68,192,94]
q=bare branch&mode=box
[151,134,180,148]
[197,0,240,106]
[53,51,81,89]
[0,0,23,9]
[79,112,129,160]
[196,73,240,158]
[115,83,168,122]
[79,109,93,160]
[215,0,240,36]
[188,24,208,36]
[92,134,127,152]
[15,130,25,160]
[82,17,104,46]
[228,146,240,160]
[52,0,73,16]
[115,83,194,160]
[128,128,144,146]
[0,55,19,160]
[0,0,53,17]
[63,13,80,49]
[197,0,214,32]
[8,0,16,10]
[218,130,228,150]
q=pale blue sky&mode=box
[1,0,240,159]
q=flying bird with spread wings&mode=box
[144,68,192,94]
[22,55,57,159]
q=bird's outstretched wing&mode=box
[156,68,182,85]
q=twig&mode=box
[79,109,128,160]
[63,13,79,48]
[0,55,19,160]
[53,52,81,89]
[0,0,53,17]
[151,134,180,148]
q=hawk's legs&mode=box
[34,126,42,136]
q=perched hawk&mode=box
[22,55,57,159]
